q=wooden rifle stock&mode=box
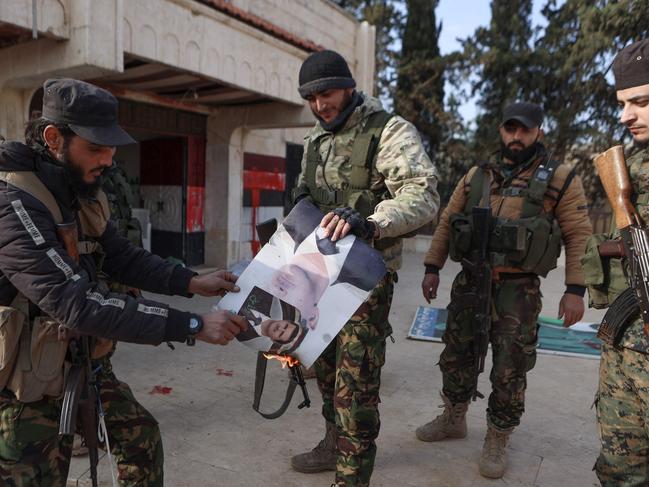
[593,145,639,229]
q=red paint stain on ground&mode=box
[216,368,233,377]
[149,385,173,395]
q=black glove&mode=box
[332,207,376,240]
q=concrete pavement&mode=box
[68,251,602,486]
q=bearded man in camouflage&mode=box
[416,102,592,479]
[289,50,439,487]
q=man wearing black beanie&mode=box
[290,50,440,486]
[591,38,649,486]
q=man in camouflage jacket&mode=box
[416,102,592,479]
[289,50,439,487]
[591,38,649,486]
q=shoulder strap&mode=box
[305,136,324,194]
[464,166,487,213]
[521,157,561,218]
[349,110,393,189]
[0,171,63,224]
[252,352,298,419]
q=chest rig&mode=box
[448,158,564,277]
[299,110,393,218]
[0,171,109,403]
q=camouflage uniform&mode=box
[593,146,649,485]
[425,149,592,430]
[298,93,439,486]
[441,271,541,430]
[0,356,162,486]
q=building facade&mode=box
[0,0,375,266]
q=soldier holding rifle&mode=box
[416,102,592,479]
[587,38,649,486]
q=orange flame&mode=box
[263,353,300,369]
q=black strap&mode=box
[252,352,298,420]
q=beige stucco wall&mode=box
[0,0,70,39]
[0,0,375,267]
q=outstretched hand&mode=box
[188,270,240,297]
[558,293,584,328]
[197,311,248,345]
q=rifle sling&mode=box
[252,352,298,420]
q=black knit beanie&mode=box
[298,50,356,99]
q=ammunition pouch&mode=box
[7,316,69,403]
[448,213,473,262]
[581,233,628,309]
[448,213,562,276]
[503,216,562,277]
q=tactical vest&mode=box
[448,158,563,277]
[0,171,110,402]
[294,110,393,218]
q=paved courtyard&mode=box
[69,251,603,486]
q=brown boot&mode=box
[415,392,469,442]
[291,421,337,473]
[479,424,512,479]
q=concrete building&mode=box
[0,0,375,266]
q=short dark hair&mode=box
[24,117,75,148]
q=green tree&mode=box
[333,0,405,100]
[459,0,535,156]
[394,0,444,155]
[532,0,649,204]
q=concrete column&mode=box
[354,21,376,95]
[0,88,28,140]
[204,102,314,267]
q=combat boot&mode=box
[478,424,512,479]
[415,392,469,442]
[291,421,337,473]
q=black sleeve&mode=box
[99,220,196,297]
[0,186,190,344]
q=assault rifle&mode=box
[461,205,493,400]
[56,222,99,487]
[594,146,649,344]
[59,335,99,487]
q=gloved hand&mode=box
[321,207,376,241]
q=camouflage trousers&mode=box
[0,354,162,486]
[439,271,542,430]
[314,273,394,487]
[596,344,649,486]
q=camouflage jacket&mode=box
[297,93,440,271]
[618,145,649,353]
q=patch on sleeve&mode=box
[46,248,73,279]
[86,291,125,309]
[12,200,45,245]
[137,304,169,318]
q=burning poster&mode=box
[217,199,387,368]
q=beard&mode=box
[500,140,540,165]
[58,149,102,199]
[313,90,359,132]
